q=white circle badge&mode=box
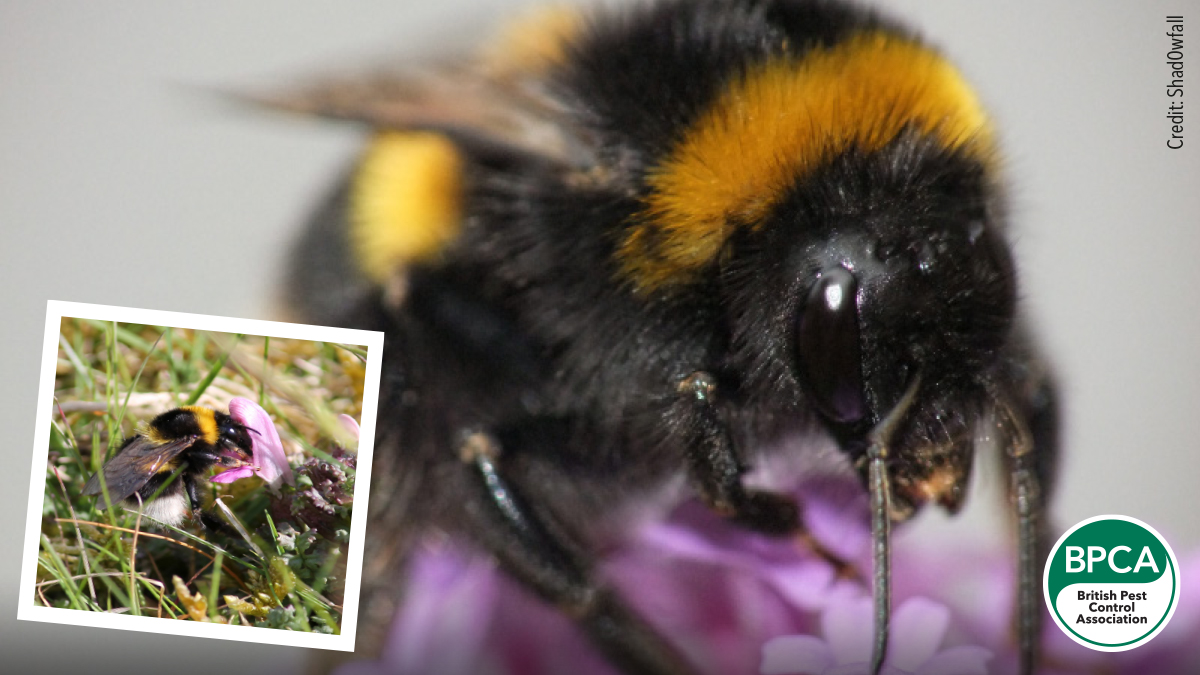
[1044,515,1180,651]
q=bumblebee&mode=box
[81,406,256,529]
[273,0,1059,673]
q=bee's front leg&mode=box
[675,371,856,575]
[997,352,1060,675]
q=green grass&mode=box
[36,319,365,632]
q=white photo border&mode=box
[18,300,384,652]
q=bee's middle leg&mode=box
[457,429,700,675]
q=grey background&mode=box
[2,1,1197,673]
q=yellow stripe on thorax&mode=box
[620,31,996,292]
[485,4,582,75]
[143,424,168,445]
[352,132,465,282]
[181,406,219,445]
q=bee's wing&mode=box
[249,55,599,170]
[81,435,197,508]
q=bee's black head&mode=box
[726,135,1016,515]
[796,142,1015,513]
[794,210,1016,430]
[214,412,256,465]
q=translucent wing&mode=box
[81,435,198,509]
[246,9,602,170]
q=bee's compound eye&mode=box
[220,424,248,449]
[796,266,866,424]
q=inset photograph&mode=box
[19,301,382,651]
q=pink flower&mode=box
[210,397,294,488]
[338,472,1200,675]
[760,597,991,675]
[338,414,361,440]
[338,542,503,675]
[341,479,869,675]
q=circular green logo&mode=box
[1044,515,1180,651]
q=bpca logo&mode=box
[1044,515,1180,651]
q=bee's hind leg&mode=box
[457,429,700,675]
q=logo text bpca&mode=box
[1045,516,1179,650]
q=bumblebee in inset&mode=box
[82,406,256,529]
[272,0,1059,673]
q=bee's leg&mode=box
[458,429,700,675]
[184,473,205,525]
[998,368,1059,675]
[675,371,855,574]
[675,372,798,532]
[182,473,237,534]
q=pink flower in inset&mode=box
[210,397,294,488]
[761,597,991,675]
[338,413,361,440]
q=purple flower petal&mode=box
[607,533,806,674]
[360,471,1092,675]
[761,561,844,611]
[229,396,294,488]
[917,646,991,675]
[797,485,871,563]
[761,635,834,674]
[338,413,361,440]
[209,466,256,484]
[888,597,950,671]
[634,503,847,617]
[636,519,735,565]
[825,665,907,675]
[382,544,499,675]
[821,596,874,666]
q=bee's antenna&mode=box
[230,420,261,437]
[866,373,921,675]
